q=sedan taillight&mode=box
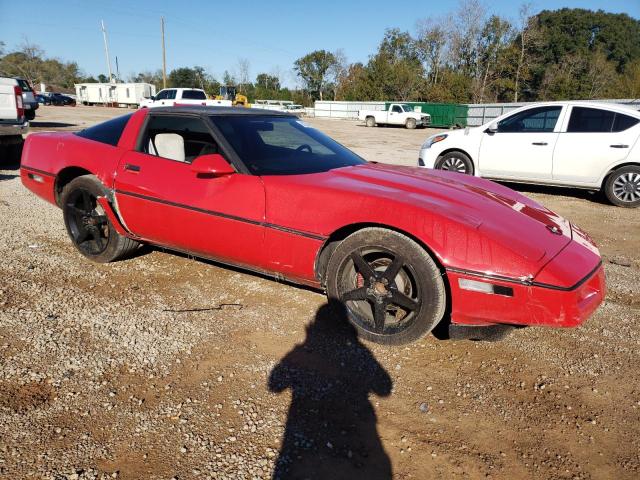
[14,86,24,120]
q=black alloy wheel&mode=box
[326,228,446,345]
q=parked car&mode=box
[418,101,640,207]
[139,88,231,108]
[20,106,605,345]
[0,77,29,163]
[48,92,76,106]
[35,94,51,105]
[1,77,39,120]
[359,103,431,129]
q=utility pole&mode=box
[101,19,113,83]
[161,16,167,89]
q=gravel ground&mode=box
[0,106,639,479]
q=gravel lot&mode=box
[1,105,639,479]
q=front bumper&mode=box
[446,263,605,328]
[418,147,436,168]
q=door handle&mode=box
[610,144,629,148]
[532,142,548,146]
[124,164,141,172]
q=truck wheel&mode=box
[405,118,417,129]
[365,116,376,128]
[326,227,446,345]
[435,151,473,175]
[61,175,140,263]
[604,166,640,208]
[25,110,36,121]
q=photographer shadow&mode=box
[269,301,393,480]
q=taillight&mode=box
[14,86,24,120]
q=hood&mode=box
[330,163,572,273]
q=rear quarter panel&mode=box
[20,132,125,205]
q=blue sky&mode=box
[1,0,638,86]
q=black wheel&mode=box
[435,151,473,175]
[326,228,446,345]
[25,110,36,121]
[61,175,140,262]
[405,118,417,130]
[604,166,640,208]
[365,116,376,128]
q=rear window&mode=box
[75,113,132,147]
[17,79,32,92]
[181,90,206,100]
[567,107,639,133]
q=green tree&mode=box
[294,50,337,101]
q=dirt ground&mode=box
[0,105,638,480]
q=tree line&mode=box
[1,5,638,105]
[295,4,640,104]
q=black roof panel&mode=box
[149,105,296,117]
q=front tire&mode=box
[405,118,417,129]
[61,175,140,262]
[435,151,473,175]
[604,166,640,208]
[326,228,446,345]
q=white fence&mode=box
[313,101,386,119]
[465,98,640,126]
[313,99,640,125]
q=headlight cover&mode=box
[422,133,448,149]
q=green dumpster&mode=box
[385,102,468,128]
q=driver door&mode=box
[479,105,565,181]
[114,113,266,268]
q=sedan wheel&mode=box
[61,175,140,262]
[436,151,473,175]
[604,166,640,208]
[326,228,446,345]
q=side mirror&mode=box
[191,154,235,177]
[487,122,499,133]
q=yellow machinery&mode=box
[215,86,249,107]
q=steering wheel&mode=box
[296,144,312,153]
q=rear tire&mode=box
[61,175,140,262]
[326,228,446,345]
[405,118,417,129]
[604,166,640,208]
[435,151,473,175]
[365,116,376,128]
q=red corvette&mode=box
[20,107,605,344]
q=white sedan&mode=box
[418,101,640,207]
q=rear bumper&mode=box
[0,121,29,137]
[446,263,605,328]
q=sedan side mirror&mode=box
[191,153,235,177]
[486,122,499,133]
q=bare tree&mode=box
[330,49,349,100]
[237,58,250,93]
[415,16,451,85]
[448,0,486,79]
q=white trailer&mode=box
[75,82,156,108]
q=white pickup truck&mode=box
[0,77,29,163]
[139,88,232,108]
[358,103,431,129]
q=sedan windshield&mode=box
[209,115,366,175]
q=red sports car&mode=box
[20,107,605,345]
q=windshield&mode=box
[209,115,366,175]
[401,104,414,112]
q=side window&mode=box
[612,113,640,132]
[155,90,167,100]
[140,115,223,163]
[76,113,133,146]
[166,89,177,100]
[182,90,206,100]
[567,107,615,133]
[391,105,402,113]
[498,106,562,133]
